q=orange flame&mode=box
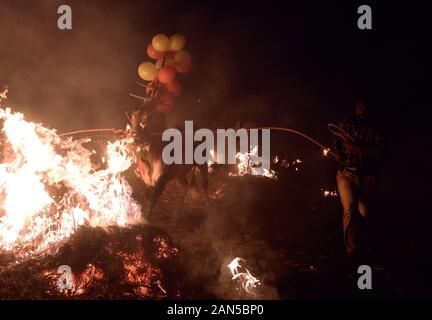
[0,108,143,259]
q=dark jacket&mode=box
[334,113,382,176]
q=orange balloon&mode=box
[155,101,174,113]
[158,66,176,84]
[147,44,164,59]
[174,50,192,66]
[165,79,182,96]
[160,92,174,103]
[175,62,192,74]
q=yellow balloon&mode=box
[156,58,175,69]
[169,34,186,51]
[138,62,157,81]
[152,34,170,52]
[174,50,192,66]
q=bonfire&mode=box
[0,106,184,298]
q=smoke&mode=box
[152,177,281,299]
[0,1,315,131]
[0,0,285,297]
[0,0,158,131]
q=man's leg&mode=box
[358,176,376,218]
[337,170,360,254]
[358,176,377,249]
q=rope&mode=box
[58,128,118,137]
[327,123,354,142]
[254,126,338,160]
[57,126,339,160]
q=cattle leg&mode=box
[174,174,189,223]
[198,164,209,197]
[146,171,170,220]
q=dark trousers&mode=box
[336,169,377,254]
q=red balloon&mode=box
[175,62,192,74]
[147,44,164,59]
[155,101,174,113]
[165,79,182,96]
[158,66,176,84]
[160,91,174,103]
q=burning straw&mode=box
[0,108,142,259]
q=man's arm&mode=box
[343,126,382,155]
[342,142,379,155]
[333,119,347,162]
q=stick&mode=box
[129,93,151,102]
[124,111,132,124]
[136,82,153,89]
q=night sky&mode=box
[0,0,431,279]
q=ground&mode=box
[0,163,427,299]
[147,170,425,299]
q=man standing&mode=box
[334,100,382,256]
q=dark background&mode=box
[0,0,431,297]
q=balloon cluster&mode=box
[137,34,192,113]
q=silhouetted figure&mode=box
[333,100,382,256]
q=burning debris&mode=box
[322,189,338,198]
[0,108,142,259]
[228,257,260,296]
[0,105,277,299]
[0,225,181,299]
[274,157,303,170]
[0,86,332,299]
[323,148,331,157]
[231,146,276,179]
[0,88,7,102]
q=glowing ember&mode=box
[0,88,7,101]
[118,250,166,298]
[0,108,143,259]
[75,263,105,295]
[228,257,260,294]
[153,235,178,260]
[233,146,276,179]
[280,159,290,168]
[323,148,330,156]
[47,263,105,296]
[323,190,338,197]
